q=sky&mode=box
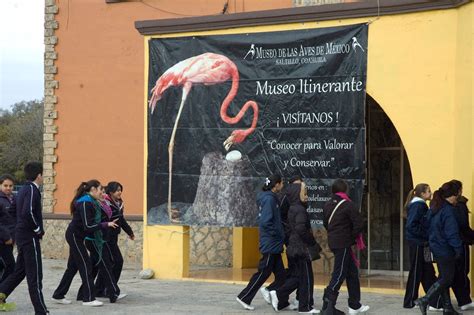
[0,0,44,110]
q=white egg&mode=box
[225,150,242,161]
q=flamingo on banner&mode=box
[149,52,259,222]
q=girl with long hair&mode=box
[52,180,120,307]
[95,182,134,297]
[415,181,463,315]
[236,174,286,311]
[403,183,442,310]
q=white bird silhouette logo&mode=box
[244,44,256,60]
[352,37,365,52]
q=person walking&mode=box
[415,181,463,315]
[450,180,474,311]
[270,180,320,314]
[321,179,369,315]
[0,162,49,315]
[0,175,17,284]
[52,180,120,307]
[403,183,442,310]
[95,182,134,297]
[236,174,286,310]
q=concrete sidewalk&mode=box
[3,259,473,314]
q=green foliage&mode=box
[0,100,44,183]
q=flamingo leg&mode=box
[167,85,191,223]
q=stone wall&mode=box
[190,227,233,267]
[42,219,233,268]
[43,0,59,214]
[42,218,144,266]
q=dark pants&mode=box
[53,230,95,302]
[237,253,286,305]
[452,244,472,307]
[77,239,120,301]
[0,238,48,315]
[276,257,314,312]
[0,244,15,284]
[325,247,361,310]
[403,243,441,308]
[95,238,123,295]
[436,256,456,289]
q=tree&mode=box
[0,100,44,182]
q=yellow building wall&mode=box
[142,4,473,279]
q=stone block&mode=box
[44,59,54,67]
[42,204,53,214]
[45,66,57,74]
[44,124,58,133]
[45,125,58,134]
[44,103,55,111]
[44,74,55,81]
[44,95,57,104]
[42,169,55,177]
[44,20,59,29]
[45,52,58,60]
[45,0,56,6]
[44,36,58,45]
[44,29,54,37]
[45,44,55,52]
[44,88,54,96]
[44,141,58,149]
[43,155,58,163]
[43,133,54,141]
[45,80,58,89]
[45,13,55,22]
[44,110,58,119]
[45,5,58,14]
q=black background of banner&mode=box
[147,24,368,227]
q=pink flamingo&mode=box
[149,52,259,222]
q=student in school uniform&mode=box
[403,183,442,311]
[269,180,320,314]
[52,180,121,306]
[236,174,286,311]
[415,181,463,315]
[95,182,134,297]
[0,175,17,283]
[450,180,474,311]
[321,179,369,315]
[0,162,49,315]
[260,175,302,310]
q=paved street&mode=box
[3,259,473,314]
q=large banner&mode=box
[147,24,367,227]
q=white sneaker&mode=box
[461,302,474,310]
[82,300,103,307]
[428,306,444,312]
[298,309,320,314]
[236,297,255,310]
[117,293,127,301]
[289,299,299,310]
[348,305,370,314]
[51,297,72,305]
[260,287,271,304]
[269,290,279,312]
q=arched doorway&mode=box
[360,95,413,275]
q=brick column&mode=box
[43,0,59,213]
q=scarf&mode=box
[100,195,113,219]
[77,194,105,265]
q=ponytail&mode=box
[70,179,101,214]
[262,174,282,191]
[430,181,460,212]
[404,183,430,210]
